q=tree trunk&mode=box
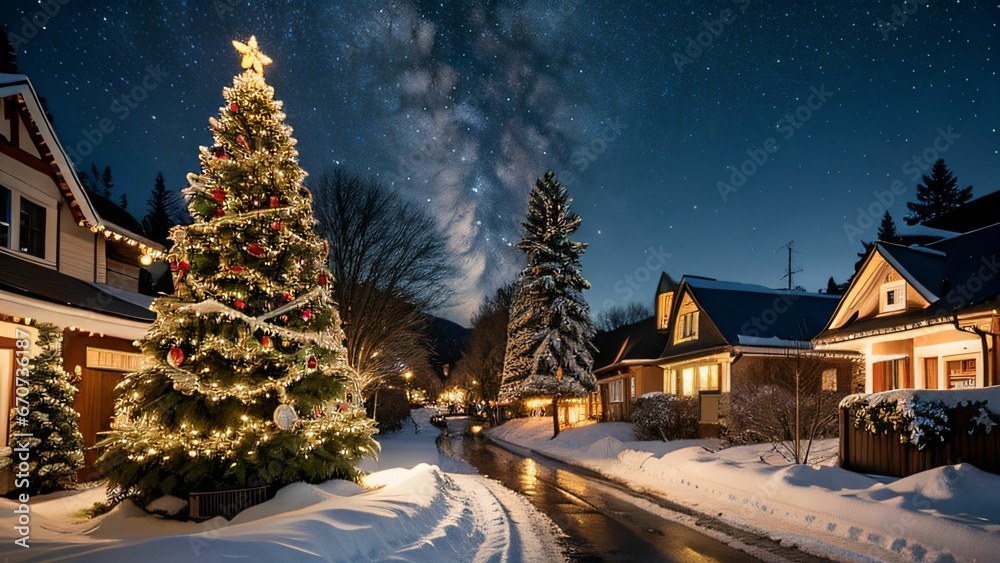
[552,395,560,439]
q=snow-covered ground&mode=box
[0,408,564,562]
[487,418,1000,563]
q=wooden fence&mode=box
[839,405,1000,477]
[189,484,272,520]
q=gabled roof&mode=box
[680,276,840,344]
[876,223,1000,310]
[656,272,679,295]
[818,222,1000,341]
[0,73,164,256]
[593,316,668,376]
[923,189,1000,233]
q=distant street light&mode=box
[403,370,414,402]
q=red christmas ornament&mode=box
[271,221,282,231]
[261,335,272,348]
[171,260,190,273]
[234,299,246,310]
[236,135,250,152]
[317,273,328,287]
[231,265,245,273]
[168,345,185,367]
[212,145,228,159]
[269,196,280,208]
[247,243,265,257]
[215,206,225,217]
[308,356,317,369]
[281,292,293,301]
[211,189,226,203]
[229,102,239,113]
[301,309,313,321]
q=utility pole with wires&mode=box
[778,241,803,290]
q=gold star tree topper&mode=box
[232,35,273,75]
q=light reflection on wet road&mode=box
[442,418,763,562]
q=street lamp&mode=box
[403,370,413,402]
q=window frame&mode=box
[880,280,906,314]
[676,311,699,343]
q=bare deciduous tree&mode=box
[453,284,515,425]
[313,169,453,397]
[594,302,651,332]
[726,353,862,464]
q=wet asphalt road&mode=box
[440,418,780,562]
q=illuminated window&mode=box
[630,377,635,399]
[880,280,906,313]
[657,292,674,330]
[676,311,699,342]
[698,365,719,391]
[681,367,695,396]
[822,368,837,391]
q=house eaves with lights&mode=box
[0,73,166,483]
[814,222,1000,393]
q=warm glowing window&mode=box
[676,311,699,343]
[698,365,719,391]
[657,292,674,330]
[880,281,906,313]
[681,367,695,396]
[822,368,837,391]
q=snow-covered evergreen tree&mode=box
[501,171,596,438]
[904,159,973,225]
[0,323,85,495]
[97,37,377,508]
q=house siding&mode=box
[58,201,96,282]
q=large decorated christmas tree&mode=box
[501,171,596,438]
[97,37,377,505]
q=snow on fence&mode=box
[189,484,272,520]
[839,400,1000,478]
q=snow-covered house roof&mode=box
[819,222,1000,342]
[593,316,668,377]
[675,276,839,346]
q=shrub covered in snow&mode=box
[844,390,1000,450]
[630,392,699,441]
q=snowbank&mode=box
[487,417,1000,562]
[0,408,563,562]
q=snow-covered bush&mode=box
[846,392,1000,450]
[630,393,699,441]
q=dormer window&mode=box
[880,280,906,314]
[676,310,699,343]
[657,291,674,330]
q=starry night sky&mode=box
[3,1,998,324]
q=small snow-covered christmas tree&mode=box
[97,37,377,506]
[501,171,596,438]
[0,323,84,495]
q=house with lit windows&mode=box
[593,315,669,422]
[0,73,165,487]
[814,223,1000,393]
[654,275,858,434]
